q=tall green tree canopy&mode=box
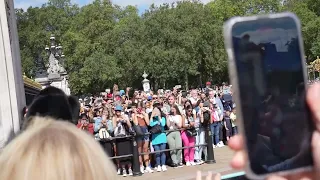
[16,0,320,94]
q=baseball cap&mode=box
[115,105,123,111]
[106,93,113,99]
[120,90,125,96]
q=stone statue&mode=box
[47,53,62,75]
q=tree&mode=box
[16,0,320,93]
[70,51,121,94]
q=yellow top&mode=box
[230,112,236,127]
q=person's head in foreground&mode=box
[23,86,80,130]
[0,117,116,180]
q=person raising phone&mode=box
[133,102,153,173]
[77,114,94,134]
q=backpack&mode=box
[99,128,110,139]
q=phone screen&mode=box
[231,16,313,175]
[221,172,248,180]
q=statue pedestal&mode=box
[0,0,26,149]
[141,71,150,93]
[142,79,150,92]
[48,75,70,95]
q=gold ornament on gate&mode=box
[311,56,320,72]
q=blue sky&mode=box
[14,0,211,14]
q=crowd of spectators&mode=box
[77,83,237,177]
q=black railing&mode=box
[97,125,216,177]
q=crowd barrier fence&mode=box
[98,124,216,177]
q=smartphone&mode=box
[221,172,248,180]
[224,12,313,179]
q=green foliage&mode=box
[16,0,320,94]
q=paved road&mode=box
[118,146,241,180]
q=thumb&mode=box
[214,173,221,180]
[307,83,320,131]
[206,172,213,180]
[196,171,202,180]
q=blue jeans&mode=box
[194,127,207,161]
[210,122,220,144]
[153,143,166,166]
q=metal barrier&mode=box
[97,124,216,177]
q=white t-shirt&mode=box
[185,116,195,126]
[168,115,181,130]
[146,108,153,114]
[194,109,202,128]
[189,97,199,105]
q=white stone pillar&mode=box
[0,0,26,149]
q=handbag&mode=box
[99,128,110,139]
[185,116,196,137]
[186,127,197,137]
[150,124,162,134]
[133,125,144,136]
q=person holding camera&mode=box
[166,105,183,168]
[95,109,113,138]
[77,114,94,134]
[194,101,209,165]
[112,105,133,177]
[133,102,153,173]
[181,105,196,166]
[150,106,168,172]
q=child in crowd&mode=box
[224,110,232,142]
[230,108,237,135]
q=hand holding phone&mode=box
[224,12,313,179]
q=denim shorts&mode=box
[137,126,150,142]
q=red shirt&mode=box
[77,123,94,134]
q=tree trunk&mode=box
[155,79,159,91]
[184,69,189,90]
[199,73,202,88]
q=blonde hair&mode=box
[0,117,117,180]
